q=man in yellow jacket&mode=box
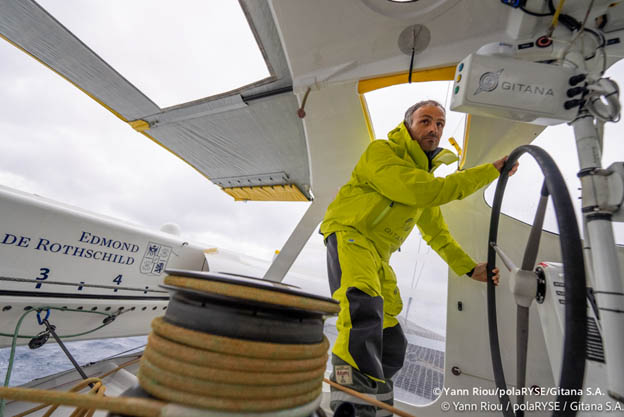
[320,100,517,416]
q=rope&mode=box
[1,308,35,415]
[99,344,147,362]
[10,358,142,417]
[151,316,329,359]
[140,358,320,399]
[146,332,326,372]
[139,374,321,412]
[46,378,104,417]
[323,378,416,417]
[9,378,104,417]
[138,317,328,412]
[97,357,142,380]
[0,366,418,417]
[142,345,324,385]
[0,307,115,339]
[0,386,165,417]
[0,306,116,417]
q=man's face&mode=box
[407,105,445,152]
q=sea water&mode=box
[0,336,147,386]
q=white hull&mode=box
[0,184,209,348]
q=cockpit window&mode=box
[361,80,465,405]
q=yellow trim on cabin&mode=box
[204,248,218,254]
[357,66,456,94]
[359,95,375,142]
[129,119,150,132]
[459,114,472,170]
[222,184,309,202]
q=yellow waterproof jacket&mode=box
[320,122,500,275]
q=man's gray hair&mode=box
[404,100,445,126]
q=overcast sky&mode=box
[1,2,623,336]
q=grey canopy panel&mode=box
[0,0,311,200]
[147,93,309,196]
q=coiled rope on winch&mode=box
[130,270,341,414]
[144,333,326,382]
[137,314,416,417]
[151,273,417,417]
[137,316,328,412]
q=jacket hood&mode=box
[387,122,458,170]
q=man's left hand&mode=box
[469,262,499,286]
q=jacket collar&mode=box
[387,122,458,172]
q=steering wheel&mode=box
[487,145,587,417]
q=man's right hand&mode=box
[493,155,519,176]
[470,263,499,286]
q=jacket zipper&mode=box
[371,201,394,227]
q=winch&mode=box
[110,269,340,417]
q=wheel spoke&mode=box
[516,305,529,416]
[490,242,517,272]
[521,182,549,271]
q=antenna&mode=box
[398,24,431,83]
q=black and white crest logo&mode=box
[140,242,172,275]
[474,69,504,95]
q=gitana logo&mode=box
[474,69,504,95]
[474,68,554,97]
[501,81,554,96]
